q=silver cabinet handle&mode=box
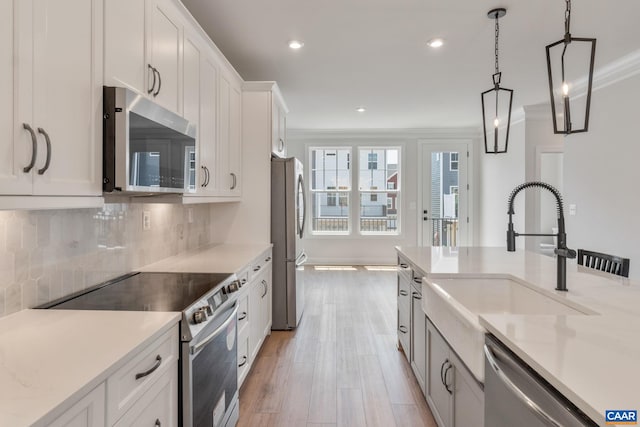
[153,67,161,97]
[278,138,284,152]
[253,265,261,272]
[398,325,408,334]
[412,291,422,300]
[230,172,237,190]
[413,278,422,285]
[147,64,156,94]
[484,344,564,427]
[399,263,409,269]
[265,256,272,262]
[135,355,162,380]
[399,290,409,297]
[201,165,209,187]
[22,123,38,173]
[261,280,268,298]
[238,312,247,321]
[37,128,51,175]
[443,361,453,394]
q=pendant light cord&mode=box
[564,0,571,36]
[494,14,500,75]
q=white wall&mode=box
[478,121,526,247]
[563,72,640,279]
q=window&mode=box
[450,152,459,171]
[368,153,378,170]
[309,146,400,236]
[310,148,351,233]
[359,148,400,234]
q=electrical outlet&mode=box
[143,210,151,230]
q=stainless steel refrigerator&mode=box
[271,156,307,330]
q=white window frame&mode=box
[309,147,352,235]
[450,152,459,171]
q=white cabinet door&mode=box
[31,0,102,196]
[0,0,33,195]
[411,288,427,395]
[248,275,263,361]
[427,321,452,427]
[197,56,218,194]
[217,72,242,198]
[49,383,106,427]
[104,0,146,93]
[451,351,484,427]
[147,0,182,114]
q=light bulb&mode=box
[562,82,569,97]
[288,40,304,49]
[493,118,500,128]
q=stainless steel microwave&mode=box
[103,86,197,194]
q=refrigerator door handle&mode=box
[295,251,308,267]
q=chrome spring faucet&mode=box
[506,181,576,291]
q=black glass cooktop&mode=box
[42,272,234,312]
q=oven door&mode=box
[182,302,238,427]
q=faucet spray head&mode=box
[507,217,516,251]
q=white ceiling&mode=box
[182,0,640,130]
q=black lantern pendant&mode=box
[545,0,596,134]
[481,8,513,154]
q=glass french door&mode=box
[420,143,470,247]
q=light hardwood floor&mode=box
[237,266,438,427]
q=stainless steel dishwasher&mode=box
[484,335,598,427]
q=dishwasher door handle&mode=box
[484,344,564,427]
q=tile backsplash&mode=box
[0,203,215,317]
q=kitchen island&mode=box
[397,246,640,426]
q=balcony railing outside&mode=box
[312,215,398,233]
[430,217,458,247]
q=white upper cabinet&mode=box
[105,0,183,115]
[217,70,242,198]
[271,90,289,157]
[147,0,182,114]
[0,0,103,200]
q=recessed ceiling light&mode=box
[356,107,366,113]
[288,40,304,49]
[427,38,444,48]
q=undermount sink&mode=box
[423,275,596,382]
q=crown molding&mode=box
[287,127,481,141]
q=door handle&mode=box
[230,172,237,190]
[22,123,38,173]
[147,64,156,94]
[153,68,162,97]
[37,128,52,175]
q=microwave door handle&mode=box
[483,344,564,427]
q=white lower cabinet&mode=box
[236,248,273,388]
[45,324,179,427]
[49,383,106,427]
[410,279,427,396]
[426,319,484,427]
[113,366,177,427]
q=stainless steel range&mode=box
[41,271,243,427]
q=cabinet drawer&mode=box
[237,329,250,388]
[107,325,179,425]
[398,276,411,306]
[237,292,249,335]
[249,250,273,280]
[114,362,178,427]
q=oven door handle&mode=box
[191,303,238,355]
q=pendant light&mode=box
[545,0,596,134]
[481,8,513,154]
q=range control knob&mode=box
[204,304,213,316]
[227,281,240,293]
[192,308,207,324]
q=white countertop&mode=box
[0,309,179,427]
[396,246,640,425]
[138,243,272,274]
